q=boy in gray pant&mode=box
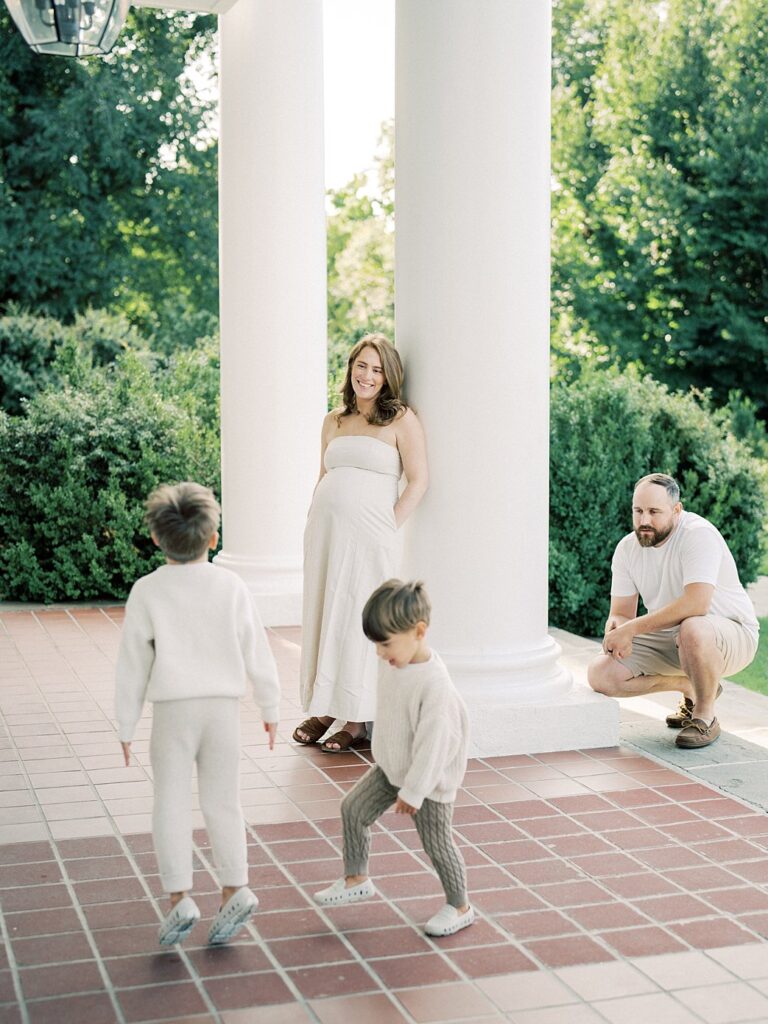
[314,579,474,937]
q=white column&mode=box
[216,0,327,626]
[395,0,617,754]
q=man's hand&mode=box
[120,741,132,767]
[394,797,417,815]
[603,620,636,660]
[263,721,278,750]
[604,614,629,635]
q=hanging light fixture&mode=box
[4,0,131,57]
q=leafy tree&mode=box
[326,121,394,401]
[552,0,768,413]
[0,8,218,340]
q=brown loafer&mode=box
[666,683,722,729]
[675,716,721,749]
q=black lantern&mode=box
[4,0,131,57]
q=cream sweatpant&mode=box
[150,697,247,894]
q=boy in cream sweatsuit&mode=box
[314,579,474,937]
[115,482,280,948]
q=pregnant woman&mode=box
[294,333,428,753]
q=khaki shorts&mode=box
[618,616,758,680]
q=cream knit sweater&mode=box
[115,562,280,742]
[371,650,469,809]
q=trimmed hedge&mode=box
[549,368,767,637]
[0,341,219,602]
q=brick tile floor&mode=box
[2,607,768,1023]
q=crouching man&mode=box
[588,474,759,749]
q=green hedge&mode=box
[0,341,220,602]
[549,368,768,637]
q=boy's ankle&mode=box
[345,874,368,886]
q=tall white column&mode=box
[216,0,327,625]
[396,0,617,754]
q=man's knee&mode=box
[677,616,715,656]
[588,654,629,697]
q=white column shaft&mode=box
[396,1,618,753]
[217,0,327,625]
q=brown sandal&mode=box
[320,730,368,754]
[292,717,331,745]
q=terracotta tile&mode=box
[72,877,146,905]
[670,917,760,948]
[471,887,548,915]
[64,856,134,881]
[431,918,508,949]
[370,952,459,988]
[260,821,323,842]
[310,993,408,1024]
[598,925,686,957]
[104,951,194,987]
[288,962,378,999]
[722,816,768,837]
[704,887,768,914]
[566,902,649,931]
[737,913,768,937]
[570,852,642,877]
[394,980,498,1021]
[661,821,734,843]
[284,859,339,885]
[448,944,537,977]
[524,935,614,968]
[487,840,554,863]
[452,804,503,825]
[270,933,353,968]
[0,862,62,888]
[631,804,699,826]
[654,783,722,802]
[345,926,432,959]
[726,860,768,884]
[19,960,102,999]
[496,800,555,819]
[631,893,715,923]
[268,838,337,862]
[665,865,743,891]
[465,864,516,889]
[25,992,116,1024]
[498,910,578,939]
[631,846,708,871]
[4,906,82,938]
[254,908,327,939]
[455,822,526,843]
[375,873,443,899]
[117,981,209,1021]
[516,818,586,839]
[203,972,293,1010]
[547,795,614,813]
[82,899,159,930]
[313,901,403,932]
[11,932,93,967]
[603,874,679,900]
[532,881,613,908]
[572,810,641,831]
[693,838,765,863]
[542,834,614,857]
[0,841,52,865]
[256,885,314,912]
[92,924,160,957]
[506,860,582,885]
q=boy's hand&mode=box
[120,741,132,767]
[263,721,278,750]
[394,797,416,815]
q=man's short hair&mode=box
[362,579,431,642]
[634,473,681,504]
[145,482,220,562]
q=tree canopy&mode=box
[0,7,218,344]
[552,0,768,413]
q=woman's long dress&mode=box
[300,435,402,722]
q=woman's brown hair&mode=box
[337,333,407,426]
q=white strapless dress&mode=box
[300,435,402,722]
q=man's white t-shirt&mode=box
[611,511,759,640]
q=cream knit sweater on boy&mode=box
[371,650,469,810]
[115,562,280,742]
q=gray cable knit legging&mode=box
[341,764,468,908]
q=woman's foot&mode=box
[424,903,475,937]
[313,876,376,906]
[293,715,334,744]
[321,721,366,752]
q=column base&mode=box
[445,632,619,756]
[213,551,302,627]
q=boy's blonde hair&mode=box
[145,482,220,563]
[362,578,431,642]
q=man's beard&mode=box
[635,522,675,547]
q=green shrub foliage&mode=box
[549,369,767,636]
[0,342,220,602]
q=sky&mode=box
[322,0,394,189]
